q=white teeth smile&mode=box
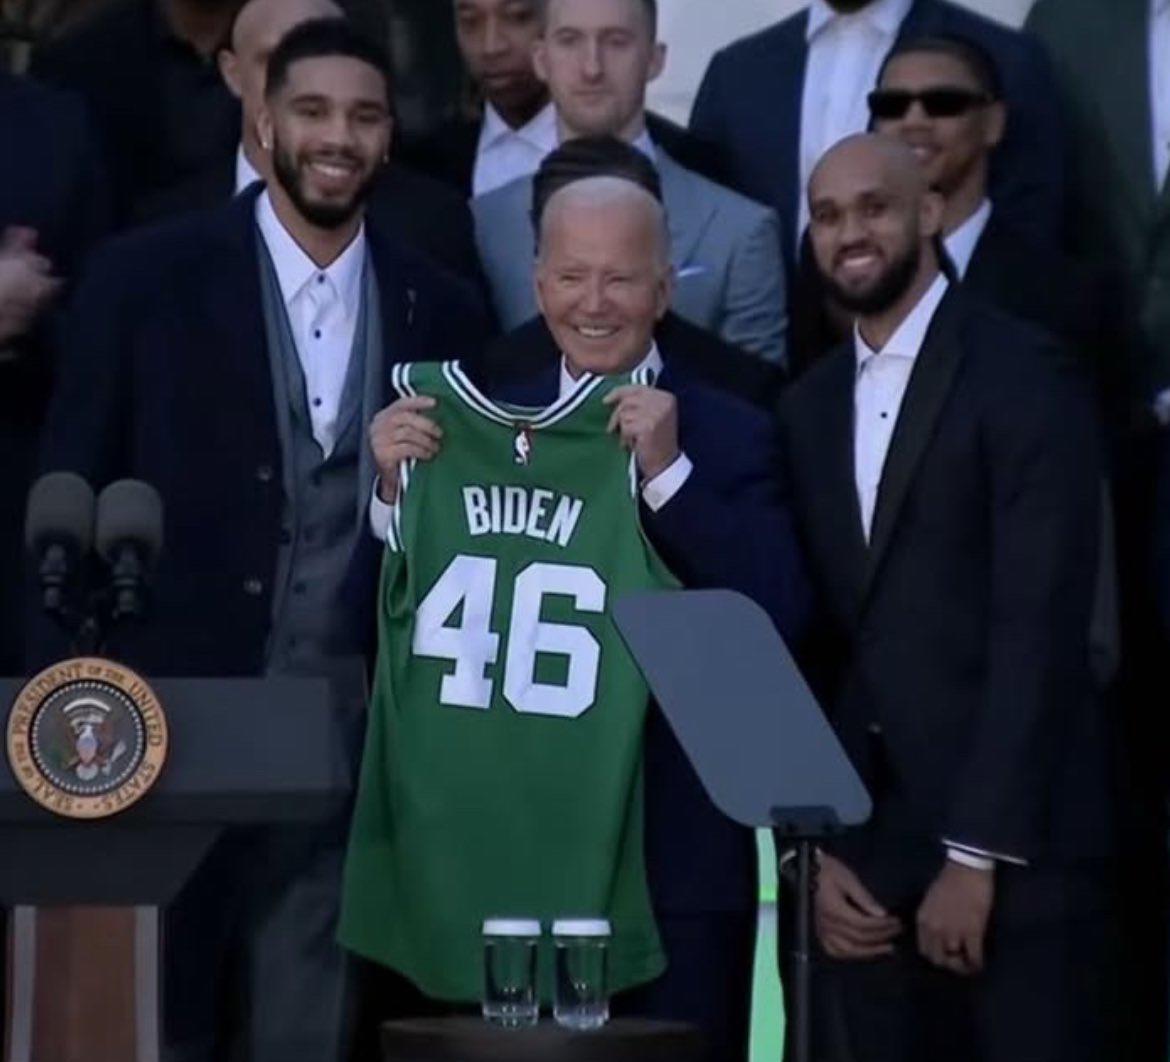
[576,326,618,338]
[841,253,878,270]
[311,161,354,179]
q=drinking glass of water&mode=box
[481,918,540,1027]
[552,918,610,1030]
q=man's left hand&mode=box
[604,385,679,480]
[916,859,995,976]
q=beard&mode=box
[820,239,921,316]
[271,141,378,230]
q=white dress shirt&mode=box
[255,190,366,456]
[1152,0,1170,191]
[798,0,913,241]
[235,144,263,195]
[853,272,948,541]
[943,199,992,280]
[369,344,692,541]
[853,271,1027,871]
[472,101,559,199]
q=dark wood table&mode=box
[381,1016,706,1061]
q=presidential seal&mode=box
[6,658,168,819]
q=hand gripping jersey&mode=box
[340,360,677,1001]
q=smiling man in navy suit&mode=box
[690,0,1066,272]
[369,138,807,1061]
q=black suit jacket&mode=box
[399,110,721,198]
[783,289,1109,903]
[690,0,1066,266]
[36,185,489,677]
[488,327,808,914]
[963,212,1121,411]
[1,72,111,672]
[136,162,487,294]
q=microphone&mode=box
[95,480,164,622]
[25,471,96,617]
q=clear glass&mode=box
[482,934,539,1027]
[553,936,609,1030]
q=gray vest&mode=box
[256,233,384,675]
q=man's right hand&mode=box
[814,851,902,960]
[369,395,442,504]
[0,228,61,345]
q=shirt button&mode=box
[317,275,325,285]
[312,397,322,407]
[256,463,275,483]
[313,329,322,339]
[243,577,264,597]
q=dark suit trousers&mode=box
[783,857,1115,1062]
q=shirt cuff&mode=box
[368,478,394,542]
[641,453,693,512]
[1152,388,1170,426]
[943,839,1028,870]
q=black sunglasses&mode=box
[867,87,992,120]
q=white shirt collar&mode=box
[479,100,559,154]
[1155,0,1170,16]
[235,143,263,195]
[255,189,366,315]
[854,272,950,368]
[943,199,992,280]
[559,342,664,398]
[807,0,913,41]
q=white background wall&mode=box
[648,0,1039,123]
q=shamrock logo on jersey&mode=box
[513,426,533,467]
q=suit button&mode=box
[256,464,274,483]
[243,577,264,596]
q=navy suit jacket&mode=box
[36,185,489,677]
[690,0,1066,266]
[487,336,808,914]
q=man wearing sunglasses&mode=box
[867,37,1111,374]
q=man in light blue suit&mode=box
[472,0,788,366]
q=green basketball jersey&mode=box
[340,360,678,1002]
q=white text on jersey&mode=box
[462,485,584,548]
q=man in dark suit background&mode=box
[782,133,1112,1062]
[30,0,242,225]
[689,0,1066,273]
[135,0,485,289]
[0,70,110,675]
[38,21,487,1061]
[399,0,554,199]
[367,138,807,1062]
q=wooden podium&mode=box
[1,675,355,1062]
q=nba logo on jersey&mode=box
[513,426,533,466]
